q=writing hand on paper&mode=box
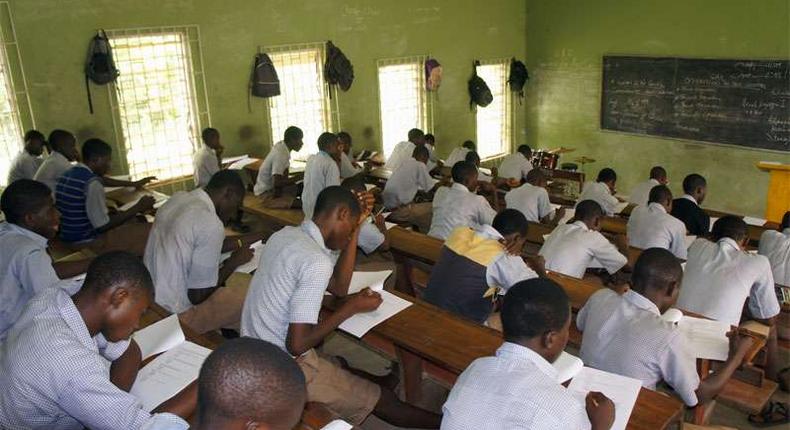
[374,214,387,232]
[225,246,254,268]
[134,195,156,212]
[586,391,615,430]
[346,288,383,314]
[354,191,375,224]
[727,328,756,362]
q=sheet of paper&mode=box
[348,270,392,294]
[222,155,249,165]
[614,201,630,214]
[385,222,398,230]
[559,208,575,225]
[228,157,257,170]
[678,316,730,361]
[232,240,265,274]
[130,341,211,411]
[119,193,169,211]
[339,290,412,337]
[321,420,353,430]
[478,167,492,176]
[553,351,584,383]
[550,203,562,212]
[567,367,642,430]
[132,314,185,360]
[743,216,766,227]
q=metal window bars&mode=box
[475,58,513,160]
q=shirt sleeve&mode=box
[590,233,628,274]
[476,196,497,226]
[417,164,438,191]
[86,180,110,228]
[290,259,334,324]
[358,222,385,254]
[669,223,688,260]
[747,257,781,320]
[661,332,701,407]
[576,302,589,332]
[537,189,553,220]
[487,254,538,292]
[186,223,223,290]
[20,247,59,293]
[140,413,190,430]
[324,159,341,188]
[272,151,290,177]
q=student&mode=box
[628,166,668,207]
[254,126,304,208]
[145,170,261,334]
[0,180,92,340]
[576,248,756,407]
[464,151,500,184]
[428,161,497,240]
[670,173,710,235]
[343,176,389,255]
[506,168,565,224]
[423,209,539,327]
[441,278,615,430]
[338,131,363,179]
[578,168,621,216]
[626,185,687,259]
[241,186,441,428]
[385,128,425,171]
[34,129,79,191]
[445,140,475,167]
[382,145,439,233]
[759,211,790,286]
[194,127,223,188]
[424,133,441,171]
[7,130,46,184]
[0,252,196,429]
[539,200,628,279]
[301,132,341,219]
[192,337,307,430]
[497,144,533,183]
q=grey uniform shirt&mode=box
[428,183,497,240]
[578,181,619,216]
[254,141,291,195]
[384,141,415,171]
[7,150,43,184]
[759,228,790,286]
[539,221,628,279]
[301,151,341,219]
[382,158,437,209]
[192,144,219,188]
[497,152,532,181]
[627,202,688,259]
[505,182,554,223]
[34,151,72,191]
[628,179,660,207]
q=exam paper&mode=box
[130,341,211,411]
[348,270,392,294]
[119,193,169,211]
[227,157,257,170]
[365,183,377,191]
[678,316,730,361]
[321,420,353,430]
[553,351,584,383]
[743,216,766,227]
[132,314,185,361]
[709,217,720,231]
[614,201,630,214]
[339,290,411,337]
[568,367,641,430]
[660,308,684,324]
[222,155,249,165]
[479,167,492,176]
[232,240,264,274]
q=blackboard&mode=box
[601,56,790,152]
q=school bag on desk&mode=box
[468,60,493,110]
[84,30,120,114]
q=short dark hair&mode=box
[314,186,361,219]
[48,129,75,152]
[682,174,707,194]
[82,251,154,295]
[462,140,476,151]
[451,161,477,183]
[424,133,435,143]
[648,185,673,205]
[517,144,532,157]
[407,128,424,141]
[0,179,51,224]
[340,176,366,194]
[596,168,617,183]
[81,138,112,162]
[575,199,604,222]
[337,131,352,146]
[283,126,303,143]
[781,211,790,230]
[412,145,429,160]
[712,215,747,242]
[631,248,683,295]
[24,130,45,143]
[205,170,245,196]
[493,209,528,237]
[465,151,481,165]
[197,337,306,426]
[502,278,570,342]
[526,168,545,184]
[317,132,338,152]
[649,166,667,180]
[202,127,219,143]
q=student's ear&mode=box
[541,330,556,350]
[108,286,131,308]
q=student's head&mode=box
[317,132,340,160]
[82,138,113,177]
[781,211,790,231]
[196,337,306,430]
[205,170,246,223]
[711,216,748,247]
[574,199,605,231]
[525,168,547,187]
[596,167,617,191]
[502,278,571,363]
[23,130,46,156]
[340,176,366,194]
[682,173,707,204]
[283,126,304,152]
[424,133,435,145]
[464,151,481,167]
[648,185,673,212]
[516,144,532,158]
[0,179,60,239]
[451,161,478,191]
[493,209,529,252]
[649,166,668,184]
[202,128,221,149]
[313,186,361,250]
[462,140,476,151]
[49,129,78,161]
[337,131,352,154]
[631,248,684,313]
[412,144,429,164]
[407,128,425,145]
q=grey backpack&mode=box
[85,30,120,113]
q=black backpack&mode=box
[324,41,354,92]
[84,30,120,114]
[250,53,280,98]
[468,61,493,110]
[508,58,529,102]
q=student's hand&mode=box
[525,254,546,274]
[345,288,383,314]
[215,145,225,158]
[374,214,387,232]
[226,246,254,268]
[354,191,375,224]
[554,207,567,224]
[499,238,523,256]
[133,176,157,189]
[727,328,755,362]
[585,391,615,430]
[134,195,156,213]
[491,166,499,178]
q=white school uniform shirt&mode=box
[384,141,415,170]
[0,287,189,430]
[340,151,361,178]
[476,224,539,288]
[497,152,533,181]
[7,150,43,184]
[505,182,554,223]
[578,181,620,216]
[445,147,470,167]
[382,158,437,209]
[254,140,290,195]
[144,189,224,314]
[626,202,688,259]
[425,143,438,171]
[759,228,790,286]
[428,183,497,240]
[628,178,660,207]
[677,237,780,326]
[577,289,700,406]
[34,151,73,191]
[539,220,628,279]
[192,144,220,188]
[441,342,591,430]
[301,151,341,219]
[358,222,385,254]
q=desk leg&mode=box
[692,359,712,425]
[395,346,423,404]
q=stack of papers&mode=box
[339,270,411,337]
[677,316,730,361]
[553,351,584,383]
[567,367,642,430]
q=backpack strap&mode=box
[85,74,94,114]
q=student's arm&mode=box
[188,247,253,305]
[326,224,361,297]
[746,259,782,322]
[53,259,92,279]
[151,381,198,420]
[97,196,155,233]
[694,330,755,404]
[187,227,241,305]
[586,391,616,430]
[373,214,390,251]
[109,340,141,392]
[221,231,266,253]
[101,175,156,190]
[592,234,629,274]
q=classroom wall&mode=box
[9,0,527,175]
[524,0,790,217]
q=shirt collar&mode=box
[50,151,69,163]
[623,290,661,316]
[55,288,99,353]
[571,220,590,231]
[681,194,698,205]
[477,224,504,240]
[497,342,558,380]
[647,202,667,214]
[451,182,470,193]
[649,178,660,185]
[301,220,332,255]
[718,237,741,251]
[192,188,216,212]
[0,222,49,248]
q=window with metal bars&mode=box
[377,56,432,159]
[106,26,209,182]
[475,60,513,160]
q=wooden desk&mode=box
[242,192,304,226]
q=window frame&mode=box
[474,58,513,161]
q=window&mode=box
[377,56,433,159]
[107,26,209,181]
[475,60,512,160]
[263,43,337,161]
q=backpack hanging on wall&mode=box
[468,60,493,110]
[84,30,120,114]
[508,57,529,103]
[324,40,354,92]
[250,53,281,98]
[425,58,442,91]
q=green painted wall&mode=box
[525,0,790,217]
[8,0,527,176]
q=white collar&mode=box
[0,222,49,248]
[477,224,505,241]
[301,220,333,255]
[497,342,558,380]
[571,220,590,231]
[681,194,698,205]
[451,182,470,193]
[623,290,661,316]
[718,237,741,251]
[647,202,667,214]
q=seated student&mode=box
[670,173,710,236]
[0,252,196,430]
[423,209,539,327]
[34,129,79,191]
[626,185,687,259]
[506,168,565,224]
[302,132,342,219]
[338,131,363,179]
[441,278,615,430]
[192,337,307,430]
[539,200,628,279]
[343,177,389,255]
[0,180,92,340]
[384,128,425,171]
[628,166,668,207]
[7,130,46,184]
[241,186,441,428]
[759,211,789,286]
[253,125,304,208]
[428,161,497,240]
[578,168,621,216]
[576,248,756,408]
[497,144,533,183]
[382,145,439,233]
[445,140,475,167]
[424,133,441,171]
[145,170,261,334]
[464,151,500,184]
[193,127,223,188]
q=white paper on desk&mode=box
[614,201,629,214]
[339,290,411,338]
[384,222,398,230]
[321,420,353,430]
[222,155,248,165]
[743,216,767,227]
[232,240,264,274]
[130,341,211,411]
[132,314,185,360]
[685,235,697,249]
[348,270,392,294]
[559,208,575,225]
[567,367,641,430]
[228,157,257,170]
[678,316,730,361]
[479,167,492,176]
[119,193,169,211]
[553,351,584,383]
[550,203,562,212]
[709,217,720,231]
